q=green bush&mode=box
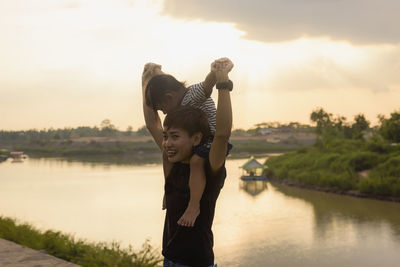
[347,152,380,171]
[265,108,400,197]
[266,148,357,190]
[265,136,400,196]
[366,136,392,153]
[321,138,365,153]
[369,156,400,178]
[0,217,162,267]
[358,176,400,196]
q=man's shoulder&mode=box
[204,160,226,198]
[205,160,226,180]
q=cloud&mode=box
[268,46,400,93]
[162,0,400,44]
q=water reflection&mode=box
[27,154,162,167]
[0,157,25,164]
[239,180,268,197]
[2,157,400,267]
[272,182,400,241]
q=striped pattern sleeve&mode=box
[200,98,217,134]
[181,82,217,134]
[182,82,207,106]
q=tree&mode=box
[310,108,333,135]
[288,122,300,130]
[100,119,117,136]
[379,110,400,143]
[125,125,133,136]
[136,126,150,136]
[100,119,115,130]
[254,122,269,128]
[231,128,247,136]
[351,114,370,139]
[310,108,363,139]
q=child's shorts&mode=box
[193,136,233,159]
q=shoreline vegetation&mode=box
[0,126,316,164]
[13,137,307,159]
[265,108,400,201]
[0,216,162,267]
[0,135,314,165]
[2,108,400,202]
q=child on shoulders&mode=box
[142,58,233,227]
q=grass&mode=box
[229,138,312,154]
[0,216,162,267]
[358,155,400,196]
[265,137,400,197]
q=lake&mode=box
[1,157,400,266]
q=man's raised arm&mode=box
[203,57,233,98]
[209,61,233,173]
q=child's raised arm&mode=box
[142,63,164,151]
[202,70,216,98]
[209,62,233,173]
[203,57,233,98]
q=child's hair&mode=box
[145,74,187,110]
[164,106,211,143]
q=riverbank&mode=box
[268,177,400,203]
[0,216,162,267]
[1,133,315,156]
[265,137,400,201]
[0,238,79,266]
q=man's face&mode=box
[162,127,199,163]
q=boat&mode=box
[10,151,26,163]
[239,156,268,181]
[0,155,8,162]
[10,151,24,158]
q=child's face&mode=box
[162,127,201,163]
[156,101,176,115]
[156,93,180,114]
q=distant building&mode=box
[10,152,24,158]
[257,128,273,135]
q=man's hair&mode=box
[145,74,186,109]
[164,106,211,142]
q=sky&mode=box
[1,0,399,131]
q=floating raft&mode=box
[239,156,268,181]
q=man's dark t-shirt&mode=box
[162,160,226,267]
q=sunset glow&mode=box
[1,0,399,130]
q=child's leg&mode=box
[177,155,206,227]
[162,193,166,210]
